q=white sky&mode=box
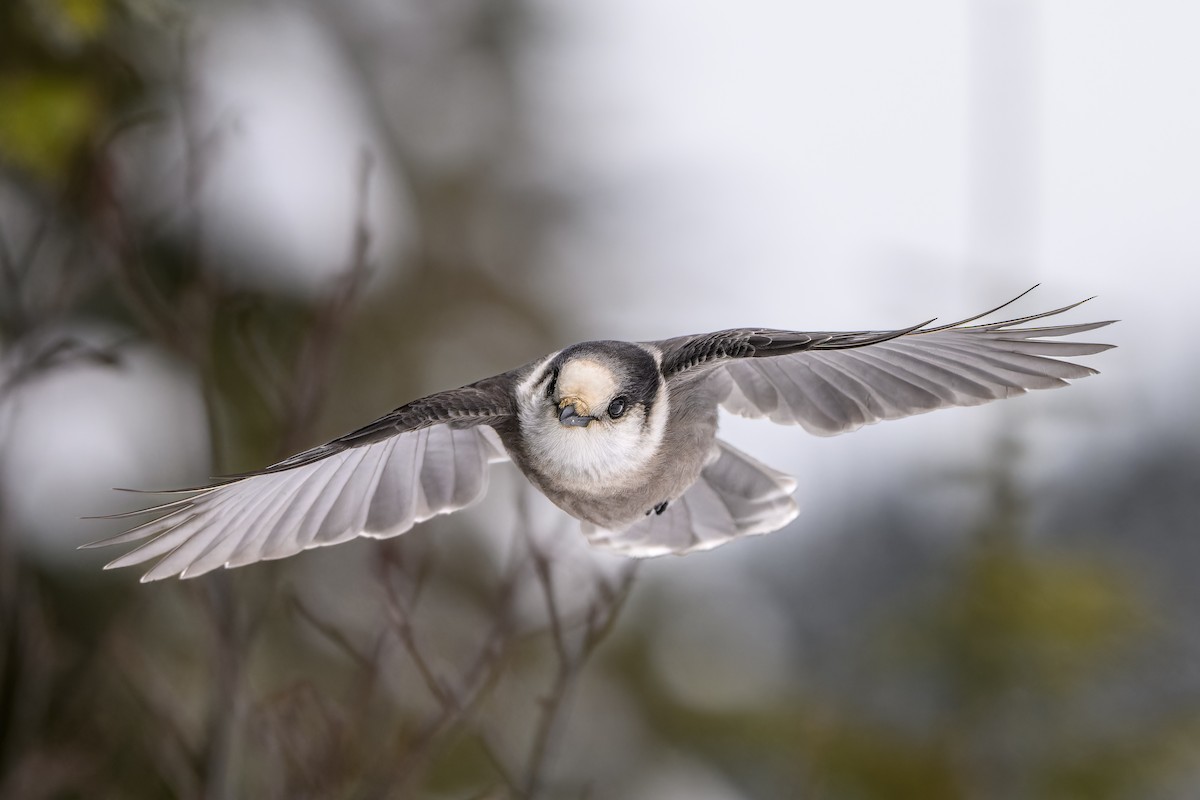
[190,4,410,296]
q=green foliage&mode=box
[0,75,99,181]
[0,0,137,183]
[53,0,111,40]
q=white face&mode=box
[517,353,668,491]
[556,358,620,419]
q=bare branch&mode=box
[107,632,205,799]
[287,592,376,673]
[531,546,570,667]
[381,570,454,711]
[0,216,49,336]
[277,150,376,455]
[521,541,640,799]
[231,312,291,421]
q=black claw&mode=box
[654,501,669,515]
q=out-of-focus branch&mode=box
[107,632,205,800]
[0,337,124,404]
[198,575,242,800]
[0,216,123,403]
[0,575,54,794]
[381,544,517,721]
[522,544,639,800]
[372,543,522,794]
[288,593,380,675]
[0,218,46,337]
[364,490,642,799]
[382,575,454,712]
[94,169,203,362]
[277,151,375,456]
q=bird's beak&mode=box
[558,400,594,428]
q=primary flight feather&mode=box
[85,289,1115,581]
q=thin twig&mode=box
[477,735,523,797]
[381,576,453,710]
[233,313,291,419]
[584,564,639,651]
[288,593,376,672]
[278,150,375,455]
[532,548,569,667]
[107,633,204,799]
[0,218,48,335]
[199,574,243,800]
[372,546,523,795]
[521,549,640,799]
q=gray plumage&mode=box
[84,289,1115,581]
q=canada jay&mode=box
[87,289,1114,581]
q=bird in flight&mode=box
[85,288,1114,581]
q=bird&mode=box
[84,288,1114,581]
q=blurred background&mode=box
[1,0,1197,797]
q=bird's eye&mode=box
[545,369,558,398]
[607,397,628,418]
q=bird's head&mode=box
[520,341,666,483]
[547,343,658,429]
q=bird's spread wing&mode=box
[584,439,798,556]
[652,289,1116,437]
[83,379,515,581]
